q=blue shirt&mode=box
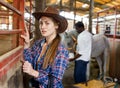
[23,38,69,88]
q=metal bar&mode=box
[0,1,22,15]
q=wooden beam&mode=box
[0,1,22,15]
[0,30,22,35]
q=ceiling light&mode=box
[82,4,89,8]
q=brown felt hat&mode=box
[32,6,68,33]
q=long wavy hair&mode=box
[42,34,61,69]
[42,17,61,69]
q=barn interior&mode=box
[0,0,120,88]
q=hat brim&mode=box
[32,12,68,33]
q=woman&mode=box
[21,6,69,88]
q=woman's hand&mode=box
[21,24,30,49]
[22,61,39,78]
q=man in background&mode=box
[69,21,92,83]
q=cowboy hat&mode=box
[32,6,68,33]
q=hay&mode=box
[104,82,115,88]
[73,79,116,88]
[73,79,104,88]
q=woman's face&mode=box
[39,16,58,37]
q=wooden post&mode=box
[74,0,76,25]
[96,13,99,34]
[34,0,46,40]
[89,0,94,33]
[19,0,25,45]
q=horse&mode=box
[60,30,110,80]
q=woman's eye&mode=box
[46,22,49,25]
[39,22,42,25]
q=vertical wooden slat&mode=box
[34,0,46,40]
[89,0,94,33]
[19,0,25,45]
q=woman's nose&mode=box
[40,24,45,29]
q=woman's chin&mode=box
[41,33,47,37]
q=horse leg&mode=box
[96,56,104,79]
[86,61,90,80]
[103,48,110,78]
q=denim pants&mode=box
[74,60,89,83]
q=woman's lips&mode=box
[41,30,46,34]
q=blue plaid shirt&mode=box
[23,38,69,88]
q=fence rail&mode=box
[0,30,22,35]
[0,1,22,15]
